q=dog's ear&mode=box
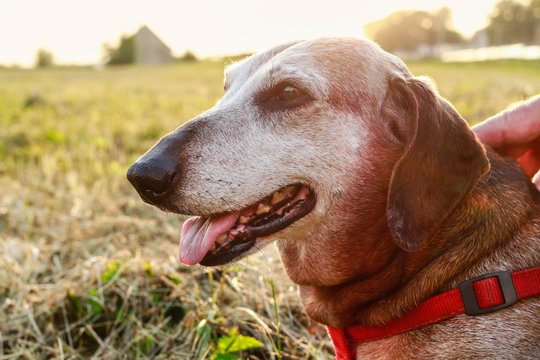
[382,76,490,251]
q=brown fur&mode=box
[287,75,540,359]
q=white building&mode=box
[133,25,175,65]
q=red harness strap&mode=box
[326,267,540,360]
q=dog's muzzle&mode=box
[126,124,317,267]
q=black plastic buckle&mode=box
[458,271,518,316]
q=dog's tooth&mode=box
[256,203,271,215]
[210,244,217,251]
[238,216,249,224]
[216,234,227,245]
[271,191,286,205]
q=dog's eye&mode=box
[275,85,304,102]
[258,83,311,109]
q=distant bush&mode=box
[179,49,198,62]
[35,48,54,68]
[103,35,135,65]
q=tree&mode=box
[179,49,197,62]
[103,34,135,65]
[35,48,54,68]
[486,0,540,45]
[365,8,464,53]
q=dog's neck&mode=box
[283,149,539,328]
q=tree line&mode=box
[365,0,539,54]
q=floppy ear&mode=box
[382,77,490,251]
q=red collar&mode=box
[326,267,540,360]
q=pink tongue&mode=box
[179,212,239,265]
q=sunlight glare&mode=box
[0,0,500,66]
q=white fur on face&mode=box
[167,38,407,266]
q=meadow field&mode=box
[1,59,539,360]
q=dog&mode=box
[127,38,540,359]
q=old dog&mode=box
[127,38,540,359]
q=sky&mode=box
[0,0,502,67]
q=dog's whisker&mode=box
[220,197,235,213]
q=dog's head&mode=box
[127,38,489,287]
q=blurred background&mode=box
[0,1,539,359]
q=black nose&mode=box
[127,157,176,206]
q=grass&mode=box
[407,60,540,125]
[0,59,539,359]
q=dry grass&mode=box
[407,60,540,124]
[0,59,539,360]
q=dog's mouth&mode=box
[179,184,316,266]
